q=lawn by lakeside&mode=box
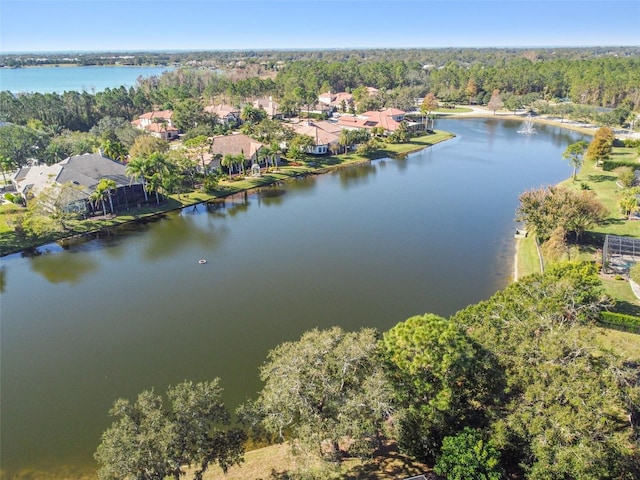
[513,141,640,313]
[0,131,453,257]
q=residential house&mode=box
[290,121,340,155]
[131,110,180,140]
[336,108,423,135]
[207,133,268,173]
[318,91,354,111]
[11,153,145,214]
[253,97,281,119]
[204,104,242,126]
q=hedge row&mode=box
[602,160,639,171]
[599,311,640,333]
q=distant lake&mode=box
[0,118,584,478]
[0,65,173,94]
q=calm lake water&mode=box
[0,118,583,478]
[0,65,173,94]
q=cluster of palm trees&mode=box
[124,153,178,205]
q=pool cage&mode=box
[602,234,640,276]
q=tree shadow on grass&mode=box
[342,442,432,480]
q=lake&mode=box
[0,118,583,478]
[0,65,173,94]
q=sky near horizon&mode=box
[1,0,639,53]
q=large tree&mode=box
[0,124,49,167]
[516,186,607,241]
[453,262,638,479]
[381,314,500,462]
[241,327,394,463]
[95,380,245,480]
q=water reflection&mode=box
[30,250,100,284]
[141,212,226,261]
[337,163,377,187]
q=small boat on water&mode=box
[198,259,207,264]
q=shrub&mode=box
[600,311,640,329]
[616,167,637,188]
[4,192,14,202]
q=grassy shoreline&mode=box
[0,131,452,257]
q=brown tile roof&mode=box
[146,123,179,133]
[204,104,240,116]
[291,122,339,146]
[209,133,265,161]
[139,110,173,121]
[336,116,375,129]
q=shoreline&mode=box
[0,132,453,258]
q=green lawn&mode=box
[517,145,640,311]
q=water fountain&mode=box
[517,115,537,134]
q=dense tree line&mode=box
[96,262,640,479]
[3,46,638,68]
[2,49,639,138]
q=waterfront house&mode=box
[11,153,145,214]
[207,133,267,173]
[290,121,340,155]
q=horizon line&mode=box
[3,45,639,55]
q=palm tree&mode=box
[146,153,168,204]
[221,154,237,178]
[100,139,128,163]
[125,157,149,202]
[257,146,271,172]
[90,179,116,216]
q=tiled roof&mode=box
[291,122,339,146]
[139,110,173,121]
[209,133,265,161]
[145,123,179,133]
[205,104,240,116]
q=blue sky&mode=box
[1,0,638,53]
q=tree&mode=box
[0,124,49,167]
[95,380,245,480]
[434,428,502,480]
[173,98,210,133]
[287,134,315,161]
[382,314,498,462]
[221,153,244,178]
[183,135,212,173]
[562,140,589,180]
[21,182,86,237]
[452,263,637,479]
[465,78,478,104]
[516,186,607,242]
[90,178,117,216]
[167,381,246,480]
[420,93,438,130]
[125,157,150,202]
[241,327,394,464]
[586,126,614,166]
[487,89,503,115]
[128,135,169,160]
[100,138,128,163]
